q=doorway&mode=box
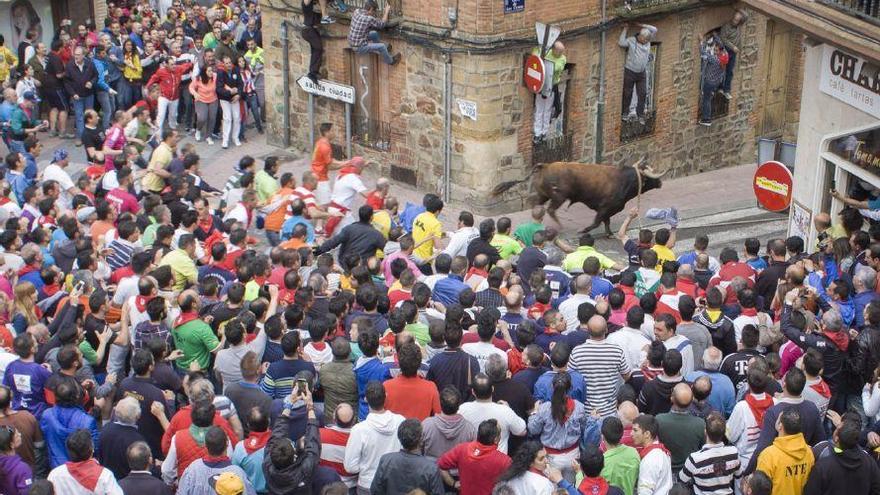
[761,21,793,138]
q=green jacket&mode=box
[9,106,40,140]
[601,444,641,495]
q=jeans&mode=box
[117,78,142,111]
[178,83,194,129]
[72,95,95,139]
[722,49,737,94]
[194,100,219,138]
[156,96,180,130]
[246,93,263,132]
[622,68,647,117]
[301,26,324,77]
[219,99,241,146]
[96,90,115,130]
[354,31,393,64]
[700,78,721,121]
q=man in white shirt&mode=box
[558,275,596,332]
[654,313,694,376]
[443,211,479,258]
[344,381,405,494]
[607,306,652,369]
[41,149,78,209]
[632,414,673,495]
[223,189,257,228]
[48,429,123,495]
[325,157,369,235]
[462,310,510,372]
[457,374,526,454]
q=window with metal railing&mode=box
[352,118,392,151]
[344,0,402,15]
[621,111,657,143]
[533,133,573,165]
[709,91,730,120]
[819,0,880,24]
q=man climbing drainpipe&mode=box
[532,41,566,144]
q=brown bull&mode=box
[491,159,667,235]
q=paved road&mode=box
[38,132,788,261]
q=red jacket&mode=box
[676,277,703,299]
[708,261,756,293]
[161,405,238,455]
[172,428,209,477]
[438,442,511,495]
[146,62,193,100]
[655,288,685,323]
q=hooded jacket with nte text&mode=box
[756,433,815,495]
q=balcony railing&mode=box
[819,0,880,24]
[620,110,657,143]
[353,118,392,151]
[340,0,402,16]
[533,133,573,165]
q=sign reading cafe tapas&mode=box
[819,44,880,119]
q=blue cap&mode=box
[53,149,69,162]
[22,91,40,103]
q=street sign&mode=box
[753,160,793,212]
[504,0,524,14]
[535,22,561,54]
[524,54,545,94]
[296,76,355,104]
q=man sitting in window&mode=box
[619,23,657,125]
[348,1,401,65]
[531,41,566,144]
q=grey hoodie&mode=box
[421,413,477,458]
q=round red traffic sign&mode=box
[753,161,793,212]
[524,54,545,94]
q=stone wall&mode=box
[261,0,804,214]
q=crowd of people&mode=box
[2,2,880,495]
[0,0,267,151]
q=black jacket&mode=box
[755,260,789,312]
[317,221,386,262]
[215,66,242,101]
[98,422,146,480]
[118,471,173,495]
[263,414,321,495]
[63,59,98,97]
[855,325,880,383]
[637,375,683,416]
[804,446,880,495]
[370,451,445,495]
[693,310,737,356]
[465,238,501,267]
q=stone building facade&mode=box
[261,0,804,213]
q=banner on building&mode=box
[819,44,880,119]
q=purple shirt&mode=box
[0,454,33,495]
[2,360,52,418]
[381,250,422,287]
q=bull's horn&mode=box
[630,157,646,170]
[642,166,669,179]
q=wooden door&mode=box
[761,21,792,138]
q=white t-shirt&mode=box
[223,203,249,225]
[330,173,367,209]
[112,274,140,306]
[42,164,76,208]
[606,327,651,370]
[462,341,508,372]
[558,294,595,332]
[458,401,526,454]
[0,349,17,376]
[663,334,695,376]
[505,471,554,495]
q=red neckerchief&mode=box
[562,397,575,423]
[528,467,548,477]
[311,341,327,351]
[578,477,610,495]
[203,454,229,463]
[17,265,39,277]
[174,311,199,328]
[243,430,271,454]
[641,365,662,381]
[466,267,488,280]
[337,165,360,177]
[65,459,103,491]
[528,302,550,320]
[638,441,670,459]
[43,283,60,297]
[823,330,850,351]
[745,393,774,425]
[135,295,155,313]
[740,307,758,317]
[197,215,216,234]
[810,379,832,399]
[0,197,11,206]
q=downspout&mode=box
[594,0,607,163]
[443,52,452,203]
[281,20,291,149]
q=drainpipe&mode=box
[594,0,607,163]
[443,52,452,203]
[281,21,291,149]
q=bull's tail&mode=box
[490,163,543,197]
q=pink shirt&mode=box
[106,187,140,215]
[103,125,127,171]
[381,250,421,288]
[779,340,804,376]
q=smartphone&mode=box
[75,280,85,292]
[295,378,308,395]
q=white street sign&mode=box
[296,76,356,104]
[535,22,561,52]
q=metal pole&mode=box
[345,103,352,158]
[308,93,315,148]
[594,0,607,163]
[443,53,452,203]
[281,21,291,149]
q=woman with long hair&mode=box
[496,441,564,494]
[190,64,218,144]
[118,38,142,110]
[237,55,263,141]
[832,236,854,279]
[12,281,40,335]
[526,372,588,483]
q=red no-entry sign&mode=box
[753,161,793,212]
[524,54,545,94]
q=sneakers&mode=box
[49,130,58,138]
[222,142,229,149]
[321,16,335,24]
[206,137,214,145]
[233,138,242,147]
[698,120,712,127]
[307,73,320,84]
[63,133,76,139]
[390,53,402,65]
[195,131,202,142]
[721,91,732,100]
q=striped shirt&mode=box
[568,339,631,417]
[106,238,139,271]
[319,426,357,488]
[678,442,740,495]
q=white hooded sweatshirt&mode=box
[343,409,406,490]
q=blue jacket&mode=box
[432,275,469,306]
[854,290,880,329]
[685,369,736,417]
[7,170,30,205]
[354,356,391,420]
[281,215,315,242]
[40,405,99,468]
[533,369,586,403]
[21,152,37,181]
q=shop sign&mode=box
[819,44,880,119]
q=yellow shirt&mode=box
[563,246,616,272]
[123,53,142,80]
[0,46,17,83]
[143,143,173,193]
[412,211,442,261]
[651,244,676,271]
[160,249,198,291]
[755,433,814,495]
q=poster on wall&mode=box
[789,200,811,246]
[0,0,56,53]
[504,0,524,14]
